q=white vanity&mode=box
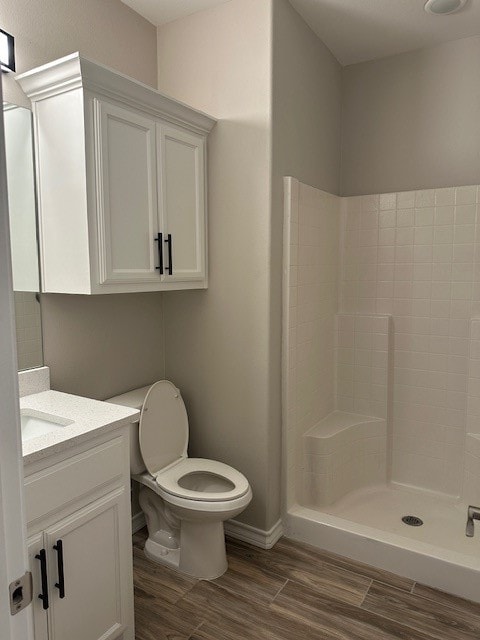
[20,372,139,640]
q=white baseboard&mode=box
[224,518,283,550]
[132,511,146,534]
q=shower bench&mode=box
[303,411,387,507]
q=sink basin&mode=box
[21,410,74,442]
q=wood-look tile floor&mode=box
[132,529,480,640]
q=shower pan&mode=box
[282,177,480,602]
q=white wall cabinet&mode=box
[17,53,215,294]
[25,429,134,640]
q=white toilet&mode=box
[107,380,252,579]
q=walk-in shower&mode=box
[282,177,480,602]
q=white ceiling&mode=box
[289,0,480,65]
[122,0,480,65]
[121,0,231,26]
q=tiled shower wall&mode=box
[283,178,339,507]
[284,180,480,506]
[335,313,390,420]
[341,186,480,497]
[464,319,480,505]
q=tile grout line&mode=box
[229,539,415,596]
[170,574,201,608]
[405,585,480,619]
[225,553,294,585]
[270,570,375,610]
[318,556,414,594]
[271,578,290,603]
[358,604,448,640]
[358,578,373,607]
[201,568,288,609]
[359,580,480,640]
[188,620,205,639]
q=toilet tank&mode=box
[106,385,153,475]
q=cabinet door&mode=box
[158,124,206,283]
[28,533,49,640]
[94,100,161,285]
[44,490,131,640]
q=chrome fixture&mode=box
[466,506,480,537]
[424,0,468,15]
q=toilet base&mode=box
[180,519,228,579]
[136,475,252,580]
[143,520,228,580]
[144,538,180,570]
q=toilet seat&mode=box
[155,458,250,502]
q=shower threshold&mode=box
[285,483,480,603]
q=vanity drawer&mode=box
[25,435,126,524]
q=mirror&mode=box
[3,102,43,371]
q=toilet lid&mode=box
[139,380,189,475]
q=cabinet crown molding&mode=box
[16,52,217,135]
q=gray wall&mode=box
[157,0,275,530]
[273,0,342,196]
[42,294,165,400]
[4,0,164,399]
[2,0,157,106]
[341,36,480,196]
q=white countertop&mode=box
[21,390,140,464]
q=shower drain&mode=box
[402,515,423,527]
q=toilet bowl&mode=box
[107,380,252,579]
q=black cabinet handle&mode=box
[154,233,163,274]
[53,539,65,599]
[35,549,49,610]
[165,234,173,275]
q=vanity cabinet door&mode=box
[94,100,160,286]
[44,489,131,640]
[157,124,207,283]
[28,533,49,640]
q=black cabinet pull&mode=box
[35,549,49,610]
[165,234,173,275]
[53,540,65,599]
[154,233,163,274]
